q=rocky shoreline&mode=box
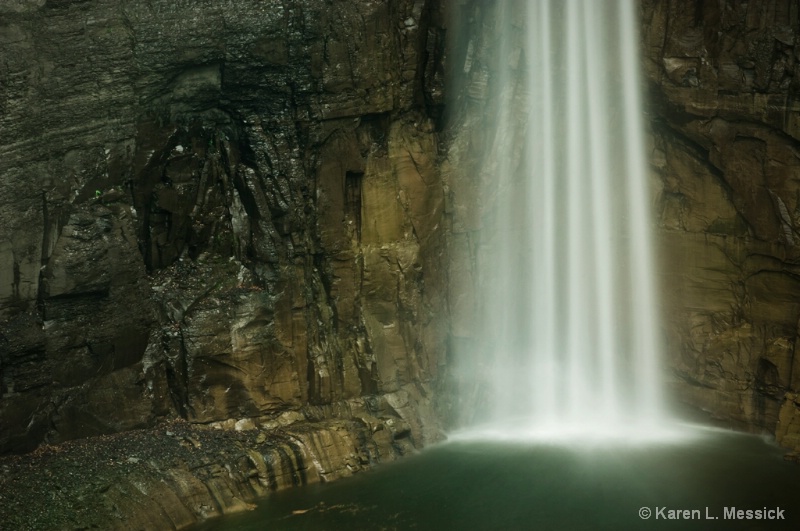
[0,386,442,530]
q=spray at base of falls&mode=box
[459,0,669,441]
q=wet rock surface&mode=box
[642,0,800,448]
[0,0,447,455]
[0,388,433,530]
[7,0,800,527]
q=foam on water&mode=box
[448,420,709,447]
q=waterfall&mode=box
[465,0,666,440]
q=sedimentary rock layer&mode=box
[642,0,800,450]
[0,0,447,454]
[0,387,435,530]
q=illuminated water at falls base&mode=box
[194,427,799,531]
[190,3,800,530]
[459,0,667,440]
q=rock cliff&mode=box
[4,2,800,527]
[642,0,800,451]
[0,0,446,455]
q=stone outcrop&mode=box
[0,0,447,454]
[0,388,435,530]
[642,0,800,450]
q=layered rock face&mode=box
[6,0,800,480]
[642,0,800,449]
[0,396,423,530]
[0,0,447,454]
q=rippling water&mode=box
[192,425,799,530]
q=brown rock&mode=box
[644,0,800,447]
[0,0,447,455]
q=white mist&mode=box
[465,0,670,442]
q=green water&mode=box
[193,425,799,530]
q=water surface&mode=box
[193,425,799,530]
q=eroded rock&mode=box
[0,0,447,455]
[643,0,800,447]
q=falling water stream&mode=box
[192,2,800,529]
[467,0,665,439]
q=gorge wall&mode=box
[12,0,800,527]
[4,0,800,479]
[642,0,800,451]
[0,0,447,455]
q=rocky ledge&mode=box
[0,384,440,530]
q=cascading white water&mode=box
[467,0,667,440]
